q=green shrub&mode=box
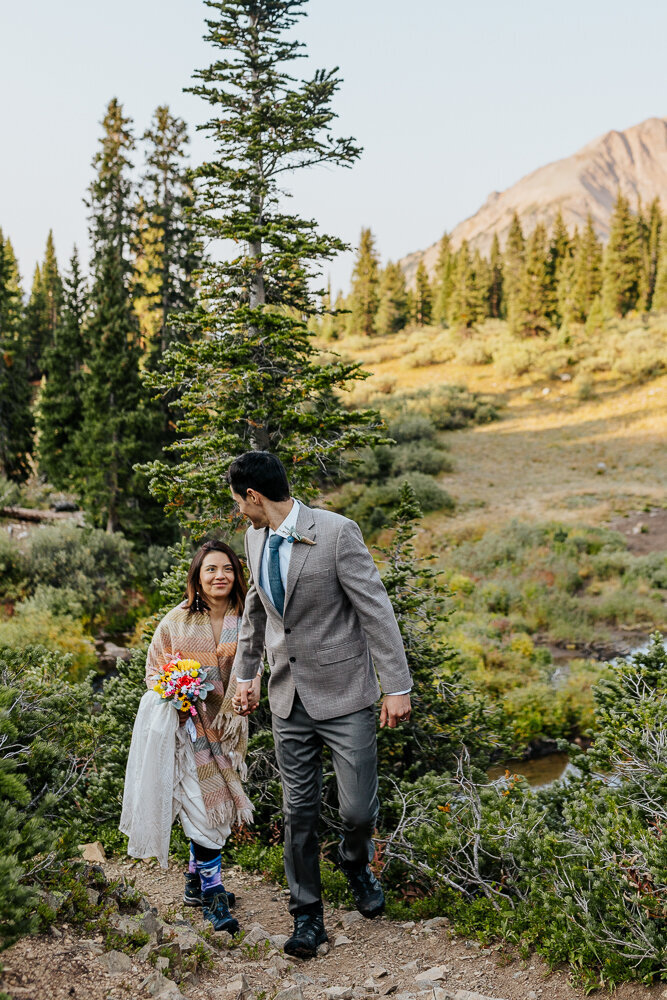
[26,523,134,620]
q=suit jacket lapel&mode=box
[284,505,316,611]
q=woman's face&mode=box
[199,550,236,605]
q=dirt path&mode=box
[3,857,666,1000]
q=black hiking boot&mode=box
[201,889,239,935]
[336,850,385,918]
[183,871,236,909]
[284,910,328,959]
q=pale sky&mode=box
[2,0,666,295]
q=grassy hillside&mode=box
[327,315,667,749]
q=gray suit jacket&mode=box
[232,503,412,720]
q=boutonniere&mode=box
[287,531,316,545]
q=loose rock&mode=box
[415,967,448,983]
[244,922,270,945]
[99,950,132,976]
[325,988,353,1000]
[340,910,364,929]
[333,934,352,947]
[270,932,289,949]
[79,841,107,863]
[274,987,304,1000]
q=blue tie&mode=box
[268,534,285,614]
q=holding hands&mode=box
[232,673,262,716]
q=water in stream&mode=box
[488,752,580,788]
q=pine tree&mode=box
[142,0,377,537]
[488,233,503,318]
[652,212,667,312]
[546,210,572,324]
[412,260,432,326]
[348,227,380,336]
[76,99,145,534]
[571,215,603,322]
[448,241,487,329]
[642,197,662,311]
[375,261,408,335]
[0,232,33,481]
[601,193,643,317]
[37,248,87,488]
[134,106,199,364]
[512,222,551,336]
[23,232,62,380]
[503,212,525,325]
[432,233,454,326]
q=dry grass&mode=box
[333,325,667,551]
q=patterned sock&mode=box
[196,852,223,895]
[188,842,197,875]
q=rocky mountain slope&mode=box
[401,116,667,284]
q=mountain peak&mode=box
[402,116,667,284]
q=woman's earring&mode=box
[194,591,204,613]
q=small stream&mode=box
[488,639,651,788]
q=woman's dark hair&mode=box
[226,451,290,502]
[185,540,247,615]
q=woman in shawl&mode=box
[120,541,261,935]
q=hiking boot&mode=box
[336,850,385,918]
[201,889,239,935]
[183,871,236,909]
[183,870,202,907]
[283,910,328,958]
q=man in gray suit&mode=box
[229,452,412,958]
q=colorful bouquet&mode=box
[152,658,214,716]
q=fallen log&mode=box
[0,505,80,523]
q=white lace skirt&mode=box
[120,691,231,868]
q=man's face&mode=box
[231,488,269,529]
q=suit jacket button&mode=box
[285,628,291,634]
[289,656,296,663]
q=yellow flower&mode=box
[178,659,201,672]
[181,700,191,711]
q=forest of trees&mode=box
[0,101,200,541]
[333,196,667,340]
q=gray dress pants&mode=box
[272,692,379,914]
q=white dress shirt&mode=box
[236,497,410,697]
[259,497,301,598]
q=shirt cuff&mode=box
[235,669,263,687]
[385,688,412,696]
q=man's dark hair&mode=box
[227,451,290,501]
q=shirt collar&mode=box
[268,498,300,539]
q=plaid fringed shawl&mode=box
[145,603,253,829]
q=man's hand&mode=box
[232,674,262,717]
[379,693,411,729]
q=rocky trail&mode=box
[3,856,667,1000]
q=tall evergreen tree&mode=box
[601,193,643,317]
[375,261,408,335]
[512,222,551,336]
[23,232,62,381]
[652,212,667,312]
[37,248,87,488]
[412,260,432,326]
[348,227,380,336]
[76,99,145,534]
[448,241,483,329]
[546,210,572,324]
[502,212,525,325]
[0,233,33,481]
[641,197,662,311]
[432,233,454,326]
[488,233,503,319]
[142,0,377,537]
[570,215,603,322]
[134,106,199,364]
